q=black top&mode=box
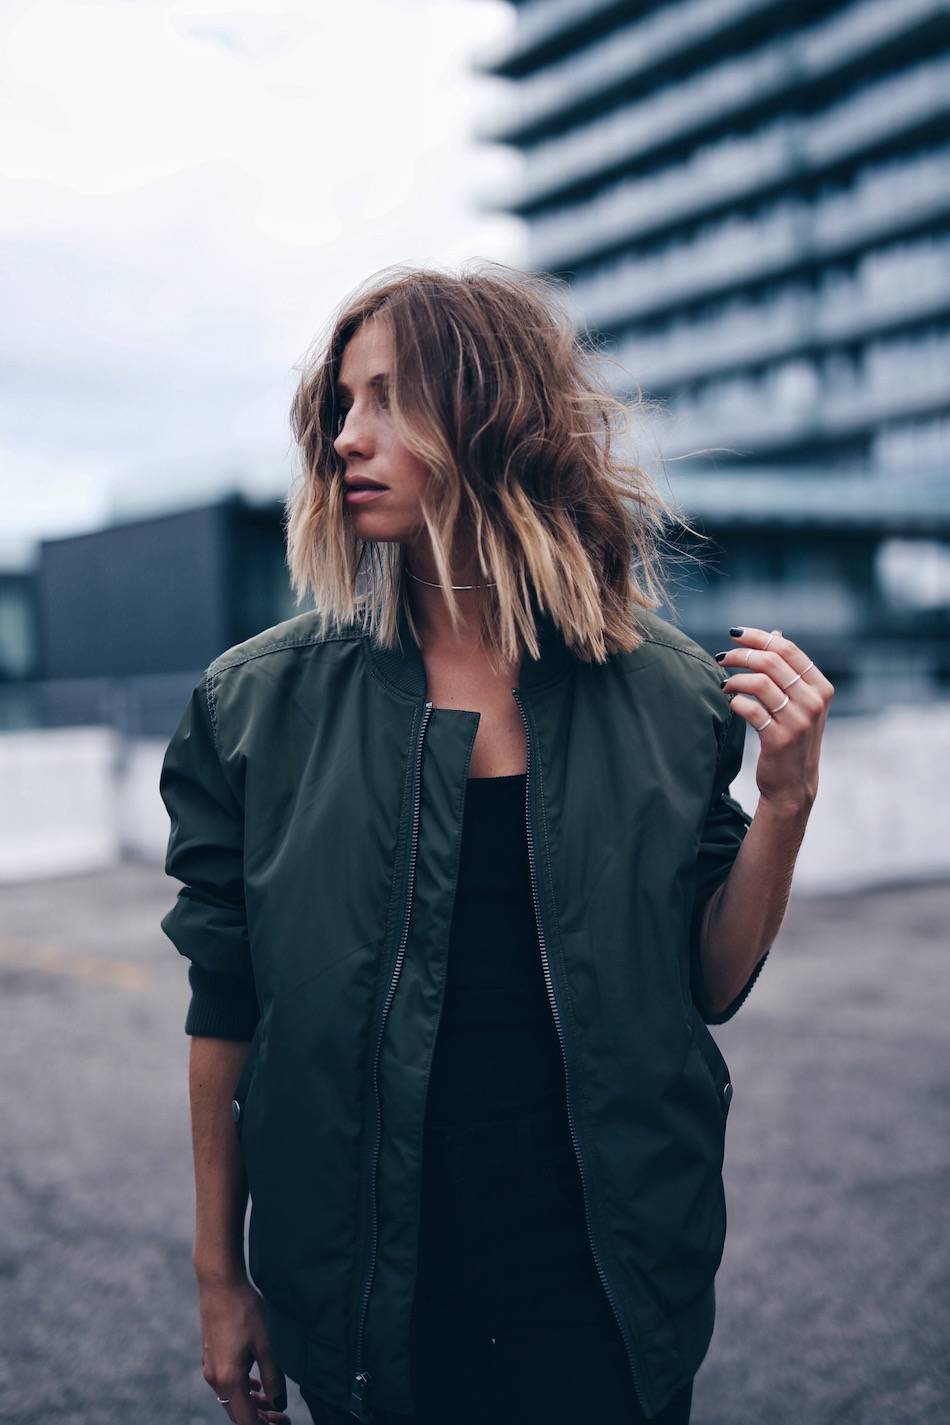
[423,771,568,1129]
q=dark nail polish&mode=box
[729,627,744,637]
[714,651,727,661]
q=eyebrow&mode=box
[336,373,390,398]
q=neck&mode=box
[404,532,489,638]
[402,539,497,651]
[406,577,491,653]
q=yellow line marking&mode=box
[0,939,153,990]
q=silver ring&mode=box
[755,715,773,731]
[745,647,754,666]
[772,694,790,712]
[763,631,777,649]
[216,1399,230,1406]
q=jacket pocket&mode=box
[686,1003,733,1123]
[230,1008,270,1138]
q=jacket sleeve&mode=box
[688,697,768,1025]
[159,668,261,1041]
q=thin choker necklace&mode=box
[406,567,497,591]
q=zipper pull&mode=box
[349,1369,371,1421]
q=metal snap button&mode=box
[231,1099,241,1122]
[722,1081,733,1109]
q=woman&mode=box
[159,262,832,1425]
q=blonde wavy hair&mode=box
[286,259,702,669]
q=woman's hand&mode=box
[198,1275,292,1424]
[715,625,835,820]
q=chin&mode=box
[347,510,408,541]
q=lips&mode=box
[344,480,388,505]
[344,477,388,491]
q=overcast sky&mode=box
[0,0,522,565]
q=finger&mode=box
[719,634,823,704]
[727,690,781,734]
[720,676,817,733]
[255,1347,288,1414]
[721,629,799,682]
[727,625,786,650]
[206,1378,239,1425]
[718,669,793,711]
[249,1383,293,1422]
[223,1381,261,1425]
[213,1393,238,1425]
[726,627,831,696]
[716,643,802,700]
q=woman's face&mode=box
[333,316,430,544]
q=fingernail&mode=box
[714,650,727,661]
[729,627,744,637]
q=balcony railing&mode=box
[874,413,950,474]
[477,0,782,143]
[663,465,950,528]
[484,0,947,209]
[529,118,796,268]
[650,330,950,460]
[526,55,950,271]
[490,45,791,209]
[564,145,950,329]
[473,0,626,78]
[611,233,950,391]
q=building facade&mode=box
[0,496,296,737]
[475,0,950,710]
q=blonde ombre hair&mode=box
[286,259,699,669]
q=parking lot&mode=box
[2,863,948,1425]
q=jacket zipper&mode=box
[350,699,434,1423]
[512,687,647,1416]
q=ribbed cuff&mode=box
[184,964,261,1040]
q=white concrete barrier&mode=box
[1,706,948,889]
[728,701,950,891]
[117,737,175,864]
[0,728,119,881]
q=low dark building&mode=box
[0,570,39,683]
[1,495,303,736]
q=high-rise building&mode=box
[475,0,950,709]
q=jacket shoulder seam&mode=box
[204,662,220,750]
[639,633,726,693]
[639,633,718,673]
[211,631,363,679]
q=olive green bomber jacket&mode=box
[159,601,767,1421]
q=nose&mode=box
[333,406,372,461]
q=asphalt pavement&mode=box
[1,864,947,1425]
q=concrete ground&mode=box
[1,864,948,1425]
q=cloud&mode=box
[0,0,522,552]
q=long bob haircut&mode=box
[286,260,701,670]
